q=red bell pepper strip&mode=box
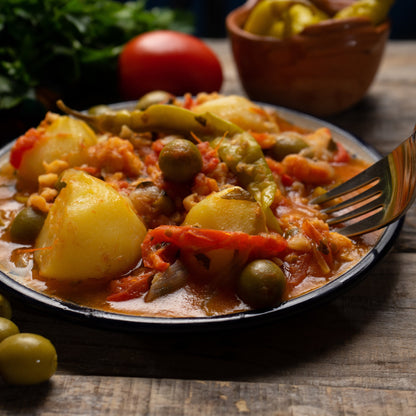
[107,270,154,302]
[141,225,288,272]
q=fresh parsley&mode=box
[0,0,193,112]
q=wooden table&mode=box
[1,39,416,416]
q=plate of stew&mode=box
[0,93,402,331]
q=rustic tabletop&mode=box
[1,39,416,416]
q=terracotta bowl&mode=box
[226,1,390,116]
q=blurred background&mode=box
[1,0,414,142]
[387,0,416,38]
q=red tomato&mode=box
[118,30,223,100]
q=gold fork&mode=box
[311,128,416,237]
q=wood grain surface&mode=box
[1,40,416,416]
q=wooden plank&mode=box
[1,375,415,416]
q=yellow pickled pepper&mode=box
[244,0,328,39]
[287,4,328,36]
[334,0,395,26]
[244,0,394,39]
[243,0,283,36]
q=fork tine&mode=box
[322,182,382,214]
[335,209,387,237]
[313,128,416,237]
[326,194,384,226]
[311,157,387,205]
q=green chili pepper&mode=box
[57,100,281,232]
[214,133,276,210]
[214,133,281,233]
[57,100,242,141]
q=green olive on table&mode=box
[0,294,12,319]
[0,317,19,342]
[0,333,57,385]
[159,138,203,182]
[237,259,286,309]
[9,206,46,244]
[270,133,309,161]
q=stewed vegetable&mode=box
[0,92,374,318]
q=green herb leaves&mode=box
[0,0,193,111]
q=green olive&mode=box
[9,207,46,244]
[0,333,57,385]
[0,294,12,319]
[270,133,309,161]
[237,259,286,309]
[159,138,203,182]
[135,90,175,110]
[0,317,19,342]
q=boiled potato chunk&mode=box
[18,116,97,186]
[182,186,266,283]
[34,169,147,281]
[183,186,267,234]
[192,95,279,133]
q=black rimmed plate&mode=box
[0,104,403,332]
